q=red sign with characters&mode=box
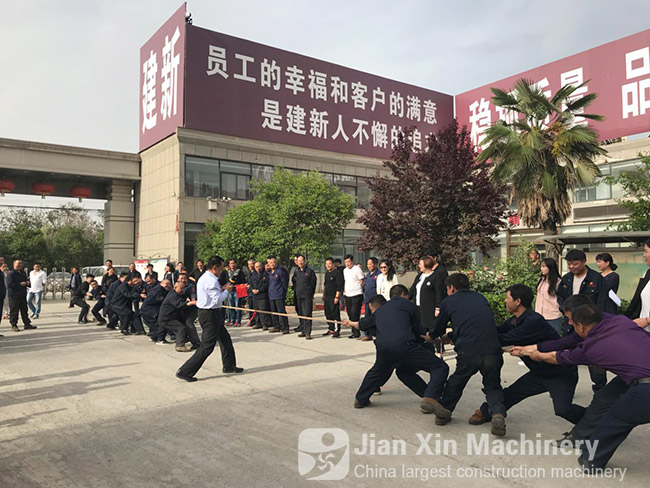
[456,29,650,147]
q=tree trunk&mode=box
[542,223,560,261]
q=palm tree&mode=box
[477,78,606,258]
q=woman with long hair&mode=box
[163,262,176,284]
[535,257,562,334]
[376,259,398,300]
[596,252,619,293]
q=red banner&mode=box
[456,29,650,147]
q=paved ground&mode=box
[0,299,647,487]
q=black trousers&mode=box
[246,295,256,324]
[178,308,236,377]
[9,294,31,327]
[108,306,135,332]
[589,366,608,391]
[585,383,650,467]
[270,298,289,330]
[356,342,449,402]
[479,370,584,423]
[70,296,90,322]
[441,353,505,416]
[91,300,105,323]
[571,375,630,439]
[297,296,313,334]
[345,295,363,337]
[253,295,272,328]
[294,291,302,317]
[323,295,341,332]
[160,319,199,347]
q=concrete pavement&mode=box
[0,299,647,487]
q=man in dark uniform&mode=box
[68,267,81,308]
[108,275,144,335]
[178,273,200,349]
[249,261,271,330]
[527,303,650,472]
[144,264,158,282]
[353,285,449,414]
[362,257,380,340]
[323,257,344,338]
[71,273,93,324]
[158,281,199,352]
[89,279,107,325]
[140,279,171,341]
[104,272,127,329]
[127,263,142,280]
[267,256,289,334]
[244,259,256,326]
[291,255,302,332]
[469,284,585,427]
[0,261,6,335]
[8,260,35,331]
[428,273,506,436]
[294,255,317,340]
[557,249,610,392]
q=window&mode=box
[573,159,641,203]
[185,157,220,198]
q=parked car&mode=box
[46,271,72,295]
[81,265,129,280]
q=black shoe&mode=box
[120,330,131,336]
[78,320,88,324]
[223,367,244,373]
[106,325,116,330]
[190,343,200,350]
[553,432,581,448]
[293,327,303,332]
[332,331,340,338]
[176,369,198,382]
[24,324,37,330]
[68,305,74,308]
[323,330,332,336]
[134,331,146,336]
[298,332,306,337]
[354,398,370,408]
[578,455,600,475]
[348,334,358,339]
[97,321,107,326]
[281,329,290,334]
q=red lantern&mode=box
[0,178,15,195]
[32,182,55,198]
[69,185,92,201]
[508,215,520,227]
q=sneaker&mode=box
[332,331,340,338]
[156,339,170,345]
[225,321,232,326]
[175,345,192,352]
[373,387,382,396]
[305,334,311,340]
[468,409,489,425]
[490,414,506,437]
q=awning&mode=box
[534,231,650,246]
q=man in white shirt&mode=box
[27,262,47,319]
[343,254,365,339]
[176,255,243,382]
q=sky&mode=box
[1,0,649,156]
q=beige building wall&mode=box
[175,128,387,254]
[136,135,182,262]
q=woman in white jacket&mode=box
[376,259,398,300]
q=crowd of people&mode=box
[2,243,650,474]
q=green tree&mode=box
[198,169,355,267]
[477,78,606,258]
[0,224,49,265]
[605,153,650,231]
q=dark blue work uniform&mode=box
[268,266,289,331]
[431,289,505,416]
[90,286,107,324]
[355,296,449,403]
[249,270,271,329]
[478,308,584,424]
[294,266,317,335]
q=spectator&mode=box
[27,262,47,319]
[535,258,563,334]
